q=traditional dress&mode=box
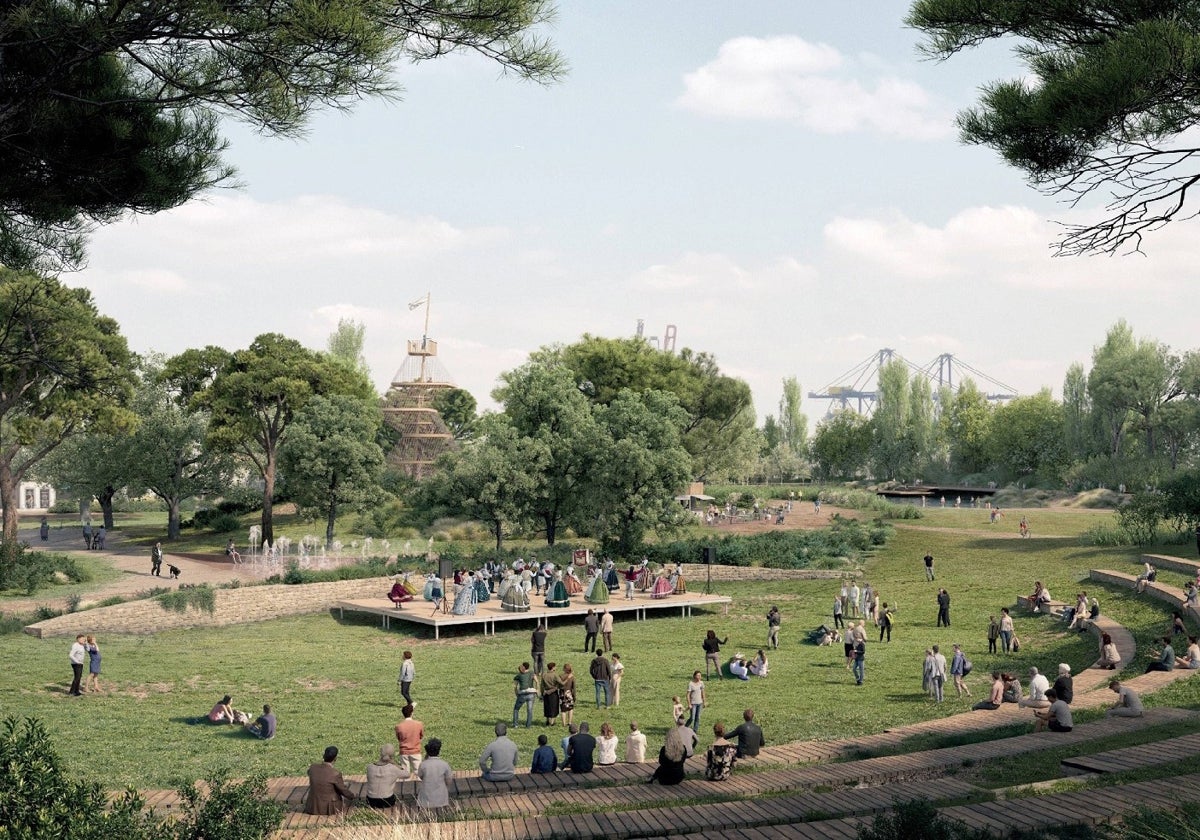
[423,575,443,602]
[584,572,610,604]
[564,568,583,595]
[546,572,571,608]
[671,570,688,594]
[473,575,491,603]
[388,580,414,606]
[636,566,654,592]
[604,564,620,592]
[452,575,478,615]
[501,576,531,612]
[651,572,673,599]
[497,573,517,601]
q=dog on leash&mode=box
[168,564,181,579]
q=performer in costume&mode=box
[651,569,674,599]
[546,570,571,608]
[501,574,531,612]
[604,560,620,592]
[585,570,610,604]
[451,572,478,615]
[564,566,584,595]
[473,572,491,603]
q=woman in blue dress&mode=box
[546,569,571,608]
[603,561,620,592]
[473,571,491,603]
[452,572,478,615]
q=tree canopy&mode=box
[0,0,563,270]
[907,0,1200,255]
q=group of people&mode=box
[205,694,277,738]
[66,634,102,696]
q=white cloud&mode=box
[630,252,815,292]
[676,35,953,139]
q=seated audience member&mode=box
[416,738,453,809]
[728,708,765,759]
[1182,636,1200,670]
[596,722,619,766]
[1019,668,1050,710]
[1053,664,1074,704]
[479,723,519,782]
[1105,679,1144,718]
[245,704,277,739]
[1033,689,1073,732]
[704,722,737,781]
[648,723,689,785]
[749,649,769,676]
[972,672,1004,711]
[565,722,597,773]
[625,721,647,763]
[531,734,558,773]
[225,539,241,562]
[364,744,409,808]
[1146,637,1176,672]
[728,654,750,681]
[1135,562,1156,593]
[208,695,238,724]
[1001,673,1022,703]
[1097,633,1121,670]
[306,746,354,815]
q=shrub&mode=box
[857,799,984,840]
[32,604,61,621]
[158,585,216,615]
[1117,493,1168,546]
[173,769,284,840]
[205,512,242,534]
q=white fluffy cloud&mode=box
[676,35,953,139]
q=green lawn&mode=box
[2,506,1197,792]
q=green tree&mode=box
[908,0,1200,255]
[126,357,236,540]
[493,360,599,546]
[778,376,808,453]
[553,336,757,480]
[200,334,374,547]
[36,432,130,531]
[279,395,385,549]
[810,410,873,480]
[940,379,993,476]
[871,359,914,481]
[0,0,564,270]
[433,388,479,440]
[908,374,936,477]
[326,318,369,379]
[589,389,692,556]
[1062,362,1097,463]
[987,389,1068,482]
[0,270,134,575]
[421,414,540,552]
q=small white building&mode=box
[17,482,55,512]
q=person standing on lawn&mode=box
[923,551,935,581]
[767,605,782,648]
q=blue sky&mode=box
[79,1,1197,421]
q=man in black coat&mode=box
[565,721,596,772]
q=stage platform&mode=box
[334,591,733,639]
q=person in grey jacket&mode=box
[479,723,519,781]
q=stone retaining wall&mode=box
[23,577,387,638]
[1143,553,1200,577]
[678,564,855,582]
[1089,569,1199,624]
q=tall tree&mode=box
[810,410,873,480]
[36,431,131,531]
[0,0,564,270]
[553,335,757,480]
[908,0,1200,255]
[199,334,374,547]
[1062,362,1096,463]
[871,359,914,481]
[326,319,370,379]
[987,389,1068,481]
[278,395,385,549]
[940,379,993,476]
[433,388,479,440]
[0,270,133,574]
[778,376,808,454]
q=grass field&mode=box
[1,507,1197,792]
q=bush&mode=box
[206,512,242,534]
[1117,493,1169,546]
[1079,522,1132,547]
[0,716,282,840]
[158,585,216,615]
[857,799,985,840]
[0,548,88,595]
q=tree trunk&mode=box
[325,500,336,550]
[493,519,503,553]
[261,452,276,547]
[167,497,182,540]
[99,484,116,530]
[544,512,556,546]
[0,462,18,576]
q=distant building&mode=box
[17,482,56,512]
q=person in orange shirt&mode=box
[394,703,424,776]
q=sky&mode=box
[78,1,1198,422]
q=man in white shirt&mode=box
[1020,667,1051,709]
[68,634,87,696]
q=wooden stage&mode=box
[334,591,733,639]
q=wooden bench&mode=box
[1061,730,1200,775]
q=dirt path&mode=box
[3,526,258,614]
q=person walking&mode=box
[949,644,970,698]
[150,542,163,577]
[702,630,729,679]
[600,610,614,652]
[852,635,866,685]
[936,588,951,627]
[397,651,415,706]
[531,624,547,675]
[832,595,844,629]
[923,551,935,581]
[685,671,706,732]
[583,610,599,652]
[766,605,782,648]
[589,650,612,709]
[878,603,894,643]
